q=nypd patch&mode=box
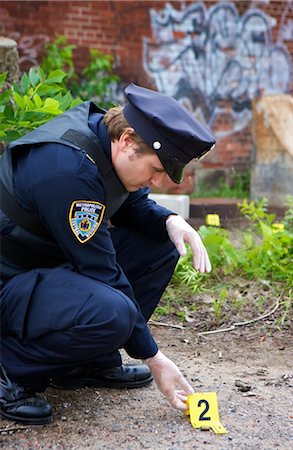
[69,200,105,243]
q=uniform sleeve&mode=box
[110,188,176,241]
[14,143,158,359]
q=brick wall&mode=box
[1,0,292,193]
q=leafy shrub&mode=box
[41,36,119,108]
[0,69,81,142]
[172,198,293,294]
[41,35,75,79]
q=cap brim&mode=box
[157,152,184,184]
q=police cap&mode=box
[123,83,216,184]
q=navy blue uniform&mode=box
[1,111,179,391]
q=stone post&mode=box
[251,95,293,208]
[0,36,20,83]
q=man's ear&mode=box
[119,128,135,151]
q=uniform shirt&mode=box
[10,114,175,359]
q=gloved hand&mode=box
[166,215,211,273]
[144,350,194,412]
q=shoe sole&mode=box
[0,410,53,425]
[51,375,153,390]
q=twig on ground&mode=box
[149,320,185,330]
[198,298,281,336]
[0,425,30,433]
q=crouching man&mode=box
[0,84,215,424]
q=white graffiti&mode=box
[278,0,293,42]
[143,1,293,137]
[8,32,50,70]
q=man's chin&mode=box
[127,185,143,192]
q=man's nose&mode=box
[150,172,166,189]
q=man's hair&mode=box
[103,106,154,155]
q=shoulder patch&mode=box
[69,200,105,243]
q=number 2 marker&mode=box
[187,392,228,434]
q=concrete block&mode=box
[148,194,190,219]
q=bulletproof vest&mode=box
[0,101,129,271]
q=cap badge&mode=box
[152,141,161,150]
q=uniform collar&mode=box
[88,112,112,160]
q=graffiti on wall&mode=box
[8,32,50,71]
[143,1,293,137]
[278,0,293,42]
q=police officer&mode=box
[0,84,215,425]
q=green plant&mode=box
[166,197,292,330]
[256,295,267,312]
[175,310,186,322]
[172,252,207,292]
[41,36,120,108]
[276,292,292,328]
[283,195,293,232]
[71,49,119,107]
[192,171,250,199]
[238,198,275,228]
[42,35,75,79]
[0,69,81,142]
[238,199,293,287]
[199,225,240,272]
[212,288,228,322]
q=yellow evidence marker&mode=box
[186,392,228,434]
[206,214,221,227]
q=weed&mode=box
[256,296,267,312]
[276,294,292,328]
[212,288,228,323]
[167,199,292,329]
[192,171,250,199]
[283,195,293,232]
[176,310,187,322]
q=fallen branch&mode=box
[0,425,29,433]
[149,320,185,330]
[198,298,281,336]
[234,298,280,326]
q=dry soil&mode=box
[1,324,292,450]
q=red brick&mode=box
[1,0,292,177]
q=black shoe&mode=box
[51,363,153,390]
[0,365,53,425]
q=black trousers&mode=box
[1,228,179,391]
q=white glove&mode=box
[166,215,211,273]
[144,350,194,412]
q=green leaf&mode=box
[4,104,14,120]
[0,72,7,89]
[34,98,63,115]
[70,97,83,108]
[28,68,40,87]
[13,83,22,96]
[20,73,30,94]
[23,95,35,110]
[0,89,11,105]
[3,129,22,142]
[37,84,64,96]
[13,91,26,109]
[260,222,273,238]
[16,121,31,127]
[33,94,43,108]
[45,69,67,84]
[59,91,75,111]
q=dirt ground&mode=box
[1,324,292,450]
